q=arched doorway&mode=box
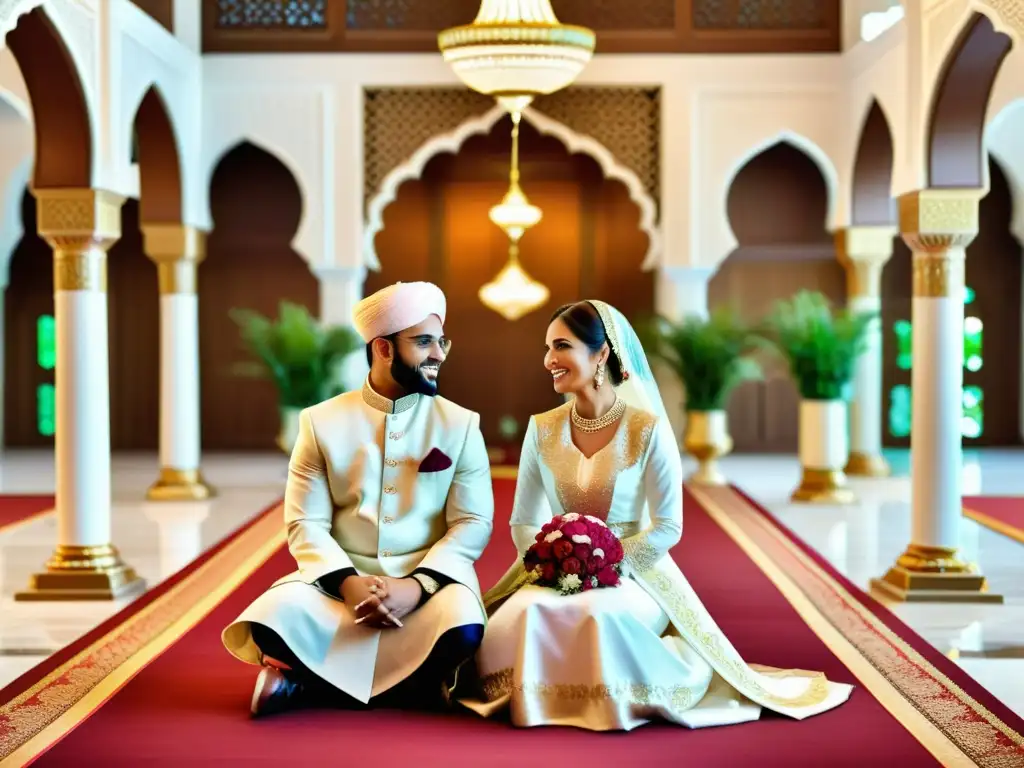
[882,156,1022,447]
[709,141,845,453]
[367,116,653,451]
[200,141,319,451]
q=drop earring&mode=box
[594,363,605,389]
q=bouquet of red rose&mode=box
[523,513,624,595]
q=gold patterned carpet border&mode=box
[699,485,1024,768]
[0,505,285,762]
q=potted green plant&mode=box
[230,301,362,453]
[761,290,876,504]
[643,309,763,485]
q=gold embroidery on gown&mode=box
[468,403,850,728]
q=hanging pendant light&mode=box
[479,242,550,321]
[438,0,596,115]
[489,111,541,242]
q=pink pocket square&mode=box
[419,448,453,473]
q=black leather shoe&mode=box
[250,667,306,717]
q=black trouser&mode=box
[251,622,483,710]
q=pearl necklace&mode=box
[571,397,626,433]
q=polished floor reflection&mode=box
[0,451,287,688]
[2,448,1023,721]
[715,448,1024,719]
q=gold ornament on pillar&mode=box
[142,223,216,502]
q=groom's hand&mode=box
[341,575,402,628]
[379,576,423,623]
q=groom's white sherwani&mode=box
[222,380,494,703]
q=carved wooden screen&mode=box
[203,0,840,54]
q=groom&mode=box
[222,281,494,717]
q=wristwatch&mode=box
[410,572,441,602]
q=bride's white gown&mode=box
[460,402,853,731]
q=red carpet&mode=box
[963,496,1024,545]
[0,495,53,533]
[3,481,1021,767]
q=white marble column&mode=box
[143,224,213,501]
[316,265,368,390]
[872,189,1000,604]
[835,226,896,477]
[16,189,145,601]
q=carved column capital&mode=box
[898,189,981,298]
[33,188,125,292]
[834,226,897,299]
[142,223,207,295]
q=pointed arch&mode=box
[205,137,310,261]
[132,85,184,225]
[363,103,661,272]
[4,7,91,189]
[927,12,1012,188]
[721,131,839,250]
[851,99,897,225]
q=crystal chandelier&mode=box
[438,0,596,115]
[478,242,550,321]
[489,111,541,242]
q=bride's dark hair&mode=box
[550,302,625,386]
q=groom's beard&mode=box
[391,352,440,397]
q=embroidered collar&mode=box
[361,378,419,415]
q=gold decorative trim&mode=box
[911,251,965,298]
[33,189,125,293]
[871,543,1003,603]
[898,189,980,254]
[834,226,897,299]
[361,378,419,414]
[14,543,146,602]
[962,505,1024,546]
[142,224,207,295]
[791,468,856,504]
[53,250,107,292]
[146,467,216,501]
[843,451,890,478]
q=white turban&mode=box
[352,281,447,343]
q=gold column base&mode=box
[791,468,857,505]
[844,451,891,477]
[146,468,216,502]
[870,544,1003,603]
[15,544,147,602]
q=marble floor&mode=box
[1,448,1023,722]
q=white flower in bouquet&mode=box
[544,530,563,543]
[584,515,607,527]
[571,534,592,545]
[558,573,582,594]
[562,513,581,522]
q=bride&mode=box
[460,300,853,731]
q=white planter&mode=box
[793,399,856,504]
[277,406,303,455]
